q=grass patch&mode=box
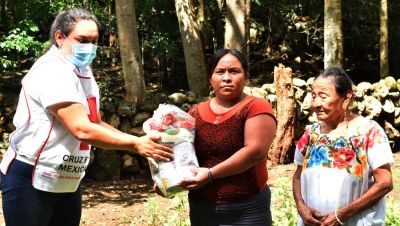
[389,168,400,199]
[270,177,298,226]
[144,192,190,226]
[386,168,400,226]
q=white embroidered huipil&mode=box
[0,45,99,193]
[294,120,395,226]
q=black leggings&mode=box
[1,159,82,226]
[189,187,272,226]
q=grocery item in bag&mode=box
[143,104,198,198]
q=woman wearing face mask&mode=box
[0,8,172,226]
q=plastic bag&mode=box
[143,104,198,198]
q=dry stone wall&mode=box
[1,76,399,180]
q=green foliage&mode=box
[136,0,180,58]
[0,57,14,70]
[386,199,400,225]
[252,0,264,7]
[145,196,165,225]
[270,177,298,226]
[144,192,190,226]
[165,193,190,226]
[386,168,400,225]
[0,0,398,86]
[1,20,40,52]
[88,1,117,45]
[342,0,381,82]
[141,179,301,226]
[145,31,177,56]
[4,0,83,38]
[0,20,48,69]
[39,0,83,20]
[250,0,324,79]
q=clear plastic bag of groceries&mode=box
[143,104,198,198]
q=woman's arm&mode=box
[210,113,276,178]
[48,102,173,161]
[182,113,276,189]
[321,164,393,226]
[293,165,324,225]
[95,111,124,133]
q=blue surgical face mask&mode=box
[63,34,97,68]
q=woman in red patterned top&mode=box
[180,49,277,225]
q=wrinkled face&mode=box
[210,53,247,100]
[311,77,348,122]
[56,19,98,56]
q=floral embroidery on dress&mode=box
[365,125,389,148]
[297,127,310,152]
[296,121,387,179]
[308,146,329,167]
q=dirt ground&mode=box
[0,153,398,226]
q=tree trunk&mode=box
[202,2,215,52]
[197,0,208,51]
[115,0,146,104]
[388,0,400,77]
[1,0,6,30]
[225,0,249,55]
[154,0,169,89]
[214,0,224,50]
[244,0,250,61]
[8,0,15,24]
[380,0,389,78]
[108,0,117,47]
[269,64,296,165]
[197,0,205,27]
[83,0,89,9]
[324,0,343,68]
[174,0,209,97]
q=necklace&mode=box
[214,114,222,124]
[211,93,247,124]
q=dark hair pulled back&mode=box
[208,49,248,79]
[50,8,98,47]
[316,67,354,97]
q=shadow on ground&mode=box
[81,174,154,208]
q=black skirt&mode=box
[188,186,272,226]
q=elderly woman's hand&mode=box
[298,204,324,226]
[320,211,342,226]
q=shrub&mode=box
[270,177,298,226]
[144,192,189,226]
[0,20,48,69]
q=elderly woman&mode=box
[180,49,277,226]
[292,67,394,226]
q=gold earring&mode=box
[344,110,350,129]
[209,85,215,97]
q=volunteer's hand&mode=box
[134,133,173,161]
[180,167,209,190]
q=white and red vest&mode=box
[0,45,99,193]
